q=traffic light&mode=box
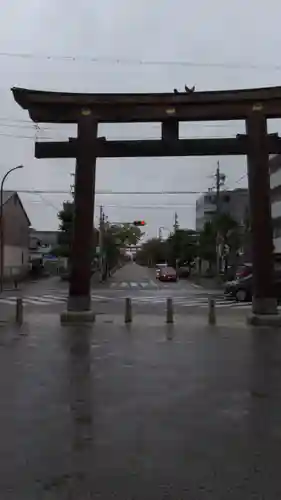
[133,220,146,226]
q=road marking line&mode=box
[120,282,128,288]
[110,283,117,288]
[132,298,166,304]
[175,300,209,307]
[40,295,68,302]
[130,282,138,287]
[23,299,55,305]
[150,280,158,287]
[214,302,247,308]
[140,282,148,288]
[23,295,65,303]
[0,298,18,305]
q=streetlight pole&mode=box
[0,165,24,292]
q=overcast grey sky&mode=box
[0,0,280,238]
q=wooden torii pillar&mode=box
[246,109,277,320]
[65,109,97,320]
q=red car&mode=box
[159,266,177,282]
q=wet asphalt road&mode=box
[0,313,281,498]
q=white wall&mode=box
[270,169,281,190]
[4,245,29,276]
[274,237,281,253]
[271,201,281,219]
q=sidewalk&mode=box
[1,313,281,499]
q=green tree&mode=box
[136,238,168,266]
[198,221,217,265]
[109,223,144,246]
[166,229,198,266]
[102,227,121,271]
[55,201,74,257]
[55,201,99,259]
[198,213,241,272]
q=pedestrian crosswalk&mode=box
[0,292,106,307]
[128,296,254,309]
[0,291,259,311]
[109,281,158,289]
[109,281,191,289]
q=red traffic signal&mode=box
[133,220,146,226]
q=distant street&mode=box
[0,263,254,318]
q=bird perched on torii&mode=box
[184,84,195,94]
[173,85,196,94]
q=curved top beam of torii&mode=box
[11,85,281,124]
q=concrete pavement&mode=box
[1,313,281,498]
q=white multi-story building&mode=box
[270,154,281,254]
[195,188,249,232]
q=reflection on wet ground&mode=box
[0,316,281,498]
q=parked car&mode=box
[224,267,281,302]
[235,263,252,279]
[155,263,168,279]
[158,266,177,282]
[177,266,190,278]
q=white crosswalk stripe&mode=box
[127,296,254,309]
[109,280,171,289]
[0,292,107,307]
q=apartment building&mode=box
[195,188,249,232]
[270,154,281,254]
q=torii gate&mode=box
[11,85,281,325]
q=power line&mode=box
[36,193,61,212]
[0,118,243,129]
[44,202,195,209]
[17,189,203,195]
[0,131,241,140]
[0,51,281,71]
[28,197,196,209]
[16,187,248,196]
[234,173,248,184]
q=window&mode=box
[205,195,215,204]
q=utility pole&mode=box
[173,212,179,233]
[214,161,226,275]
[173,212,180,270]
[70,172,75,197]
[99,205,105,280]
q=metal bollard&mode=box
[125,297,132,323]
[16,297,23,325]
[208,297,216,325]
[166,297,174,324]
